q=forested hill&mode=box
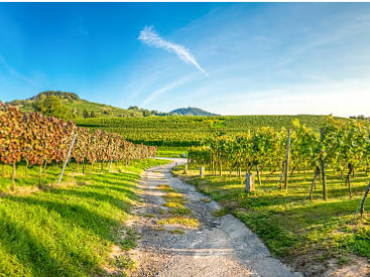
[170,107,218,116]
[7,91,144,120]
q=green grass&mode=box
[156,147,188,158]
[168,228,186,234]
[212,207,232,218]
[156,217,199,228]
[168,207,192,216]
[173,167,370,264]
[0,158,169,276]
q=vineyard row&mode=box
[0,102,157,189]
[188,117,370,215]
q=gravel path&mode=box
[129,158,302,277]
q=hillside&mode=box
[170,107,218,116]
[7,91,144,118]
[6,92,220,119]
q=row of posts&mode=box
[195,128,327,199]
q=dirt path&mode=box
[129,158,302,277]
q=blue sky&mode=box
[1,3,370,116]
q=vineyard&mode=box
[3,100,370,274]
[0,101,167,276]
[0,101,157,191]
[75,114,335,147]
[169,116,370,272]
[188,116,370,205]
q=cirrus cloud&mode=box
[138,26,206,74]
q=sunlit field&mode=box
[174,165,370,267]
[0,159,169,276]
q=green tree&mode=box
[143,110,151,117]
[32,95,75,121]
[83,109,89,118]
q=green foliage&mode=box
[7,92,144,119]
[83,109,89,118]
[143,110,151,117]
[32,95,75,121]
[75,114,338,147]
[188,146,211,166]
[156,147,188,158]
[31,91,80,101]
[212,207,231,218]
[188,117,370,200]
[0,102,157,191]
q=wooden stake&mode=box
[256,165,262,186]
[279,161,285,189]
[360,181,370,218]
[200,166,205,178]
[57,134,77,186]
[310,167,320,201]
[39,161,43,186]
[245,172,255,192]
[109,160,113,172]
[320,128,327,200]
[284,129,291,190]
[11,162,16,191]
[82,157,85,174]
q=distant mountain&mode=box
[6,92,220,120]
[170,107,218,116]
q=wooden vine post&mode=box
[309,167,320,201]
[82,158,85,174]
[200,166,205,178]
[360,181,370,218]
[12,162,16,191]
[57,134,77,186]
[320,128,327,200]
[245,172,255,192]
[279,161,286,189]
[284,129,291,190]
[184,164,188,174]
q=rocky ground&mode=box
[128,159,301,277]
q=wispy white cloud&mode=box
[0,55,36,86]
[141,75,196,107]
[138,26,206,74]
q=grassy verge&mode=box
[0,158,169,276]
[173,165,370,270]
[156,147,188,158]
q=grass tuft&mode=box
[169,228,186,234]
[212,207,231,218]
[157,216,199,228]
